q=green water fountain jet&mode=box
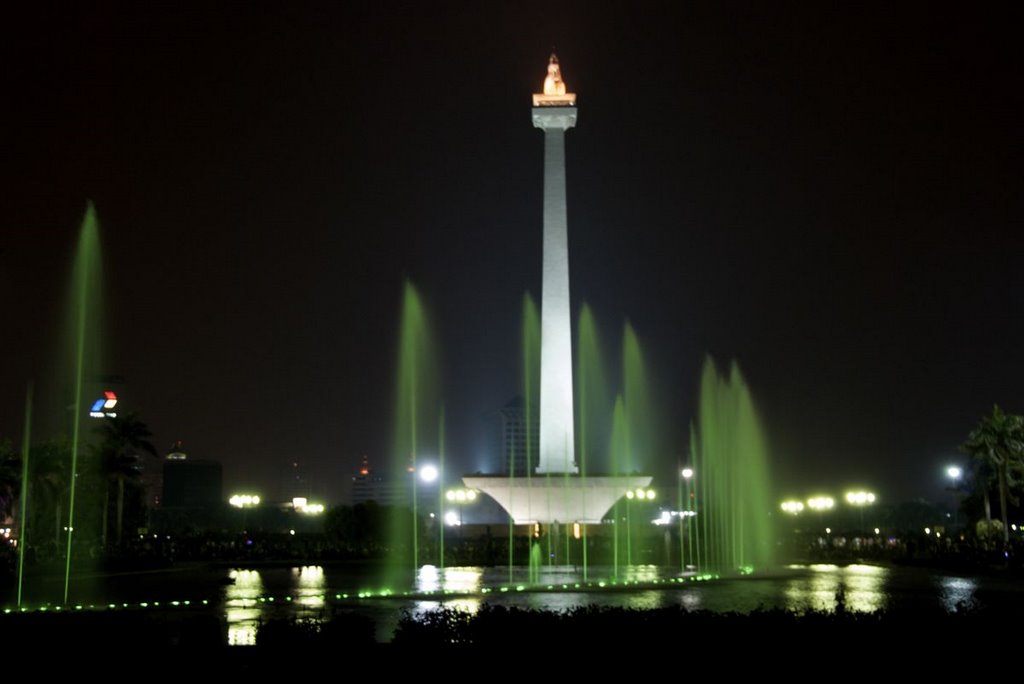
[513,292,541,582]
[16,384,32,607]
[438,404,445,571]
[576,304,609,581]
[691,356,774,573]
[63,202,104,604]
[389,280,437,587]
[622,322,651,566]
[609,395,626,578]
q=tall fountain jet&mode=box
[533,54,578,474]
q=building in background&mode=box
[351,456,410,507]
[161,443,223,509]
[498,396,538,475]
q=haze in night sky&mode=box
[3,2,1022,504]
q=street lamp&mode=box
[445,488,478,555]
[807,496,834,511]
[681,468,695,572]
[807,496,834,535]
[946,465,962,530]
[678,468,692,574]
[844,491,876,532]
[419,464,438,483]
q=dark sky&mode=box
[3,1,1022,504]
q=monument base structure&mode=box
[463,475,653,524]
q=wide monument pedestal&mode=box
[462,475,653,524]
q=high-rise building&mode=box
[161,444,223,509]
[351,456,410,507]
[498,397,539,475]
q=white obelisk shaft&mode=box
[533,104,577,474]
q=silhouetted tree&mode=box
[962,405,1024,545]
[0,439,17,523]
[95,414,157,547]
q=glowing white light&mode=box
[808,496,835,510]
[445,511,460,526]
[845,491,876,506]
[681,468,694,479]
[419,464,438,483]
[947,466,962,480]
[781,501,805,514]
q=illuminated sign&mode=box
[89,391,118,418]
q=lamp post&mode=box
[682,468,696,572]
[680,468,693,574]
[625,487,655,566]
[844,491,876,533]
[445,488,478,560]
[807,496,835,538]
[946,466,962,531]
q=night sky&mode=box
[4,2,1022,504]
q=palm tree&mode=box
[26,441,69,553]
[0,439,18,523]
[95,414,157,547]
[961,405,1024,546]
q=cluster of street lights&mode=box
[413,461,480,530]
[626,488,656,501]
[780,492,876,515]
[781,492,878,533]
[229,494,261,508]
[445,487,478,527]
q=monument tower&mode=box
[463,56,650,524]
[533,54,578,475]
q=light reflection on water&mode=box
[938,576,978,612]
[782,564,887,613]
[415,565,482,594]
[217,562,997,645]
[225,565,329,646]
[225,569,263,646]
[294,565,326,609]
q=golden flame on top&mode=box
[543,53,567,96]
